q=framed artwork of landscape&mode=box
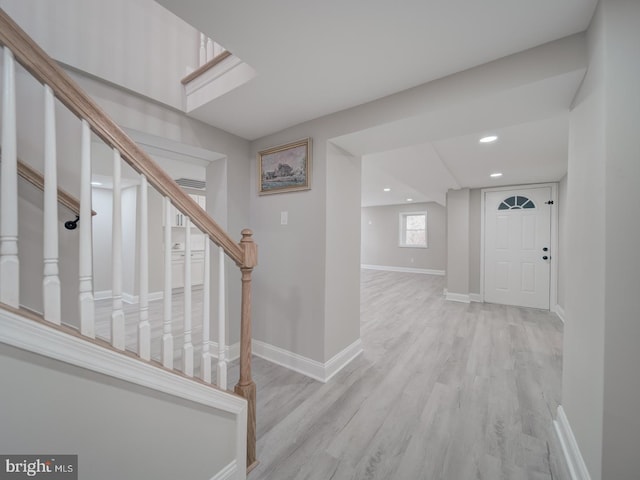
[258,138,312,195]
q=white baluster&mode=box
[111,148,125,350]
[217,246,227,389]
[78,120,95,337]
[137,175,150,360]
[183,216,194,376]
[42,85,61,324]
[199,33,206,67]
[201,239,211,383]
[0,47,19,308]
[161,197,174,368]
[206,37,214,62]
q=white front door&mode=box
[484,186,552,309]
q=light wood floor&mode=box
[231,270,569,480]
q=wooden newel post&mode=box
[235,228,258,471]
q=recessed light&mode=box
[490,172,503,178]
[480,135,498,143]
[383,187,391,192]
[91,181,102,186]
[406,198,413,202]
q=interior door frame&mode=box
[480,182,558,311]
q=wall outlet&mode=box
[281,211,288,225]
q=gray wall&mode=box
[563,1,640,479]
[557,175,567,310]
[468,189,482,295]
[14,180,80,326]
[0,344,235,480]
[446,189,470,296]
[325,143,361,359]
[361,202,446,271]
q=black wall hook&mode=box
[64,215,80,230]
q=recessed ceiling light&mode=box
[91,181,102,186]
[383,187,391,192]
[480,135,498,143]
[490,172,503,178]
[406,198,413,202]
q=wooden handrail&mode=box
[0,8,244,267]
[181,50,232,85]
[15,159,96,217]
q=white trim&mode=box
[399,210,428,248]
[210,341,240,362]
[324,339,364,382]
[445,292,471,303]
[94,290,112,301]
[183,55,257,114]
[0,308,247,478]
[209,460,237,480]
[555,304,566,323]
[554,406,592,480]
[95,291,163,304]
[252,339,363,383]
[480,182,558,309]
[361,264,445,276]
[469,293,482,303]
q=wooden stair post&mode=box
[235,229,258,472]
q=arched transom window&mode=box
[497,195,535,210]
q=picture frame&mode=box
[258,138,312,195]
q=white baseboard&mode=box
[324,339,364,382]
[469,293,482,303]
[252,338,363,383]
[555,304,566,323]
[94,290,112,301]
[446,292,471,304]
[554,406,592,480]
[209,460,237,480]
[94,290,163,304]
[361,264,445,276]
[209,341,240,362]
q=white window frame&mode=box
[399,211,428,248]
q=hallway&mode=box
[239,270,570,479]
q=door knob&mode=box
[542,247,548,252]
[542,256,549,260]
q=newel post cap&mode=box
[240,229,257,268]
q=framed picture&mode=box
[258,138,312,195]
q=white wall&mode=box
[562,1,640,478]
[557,175,567,310]
[0,343,236,480]
[0,0,199,111]
[361,202,446,272]
[600,0,640,477]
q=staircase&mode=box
[0,8,256,478]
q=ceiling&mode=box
[156,0,597,206]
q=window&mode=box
[497,195,535,210]
[399,212,427,248]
